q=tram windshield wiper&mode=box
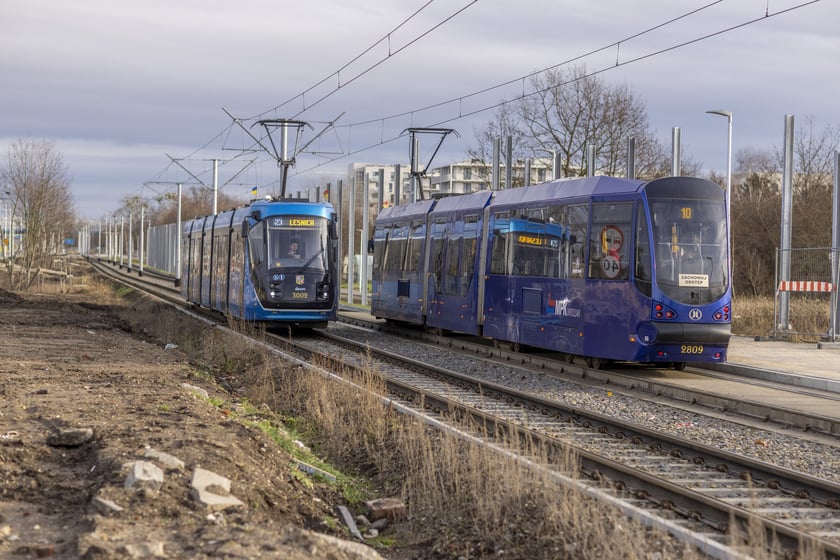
[298,248,324,273]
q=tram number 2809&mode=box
[680,345,704,354]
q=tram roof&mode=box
[429,190,493,214]
[491,176,645,208]
[249,199,335,219]
[376,199,436,223]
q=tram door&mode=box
[426,215,482,335]
[582,201,644,358]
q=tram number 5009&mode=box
[680,345,703,354]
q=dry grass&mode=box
[121,295,699,558]
[733,294,833,341]
[271,355,701,559]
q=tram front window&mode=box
[266,217,328,270]
[649,197,728,304]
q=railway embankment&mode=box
[0,281,388,559]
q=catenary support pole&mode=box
[671,127,681,177]
[830,151,840,341]
[779,115,795,333]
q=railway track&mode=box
[341,311,840,437]
[89,258,840,558]
[304,324,840,558]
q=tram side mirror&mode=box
[367,239,374,254]
[241,220,250,238]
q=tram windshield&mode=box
[648,197,728,304]
[265,215,329,271]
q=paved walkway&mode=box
[721,335,840,390]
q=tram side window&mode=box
[384,226,407,273]
[371,226,388,271]
[588,202,632,281]
[202,232,212,279]
[430,221,446,294]
[567,205,588,279]
[230,227,243,289]
[248,222,265,269]
[635,204,652,297]
[510,225,562,278]
[214,232,229,283]
[188,233,197,274]
[490,213,510,275]
[405,221,425,272]
[545,205,569,279]
[444,235,462,295]
[459,215,479,295]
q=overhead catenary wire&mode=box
[144,0,477,191]
[149,0,718,186]
[293,0,822,175]
[145,0,821,192]
[247,0,470,121]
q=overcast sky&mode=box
[1,0,837,220]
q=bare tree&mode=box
[785,115,838,249]
[731,148,782,296]
[729,117,839,296]
[467,102,531,186]
[514,65,668,179]
[1,137,75,289]
[144,185,246,226]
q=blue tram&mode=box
[371,176,731,368]
[181,197,339,328]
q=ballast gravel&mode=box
[329,323,840,486]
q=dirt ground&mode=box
[0,272,399,559]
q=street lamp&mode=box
[707,109,733,294]
[706,109,733,217]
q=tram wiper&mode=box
[298,248,324,273]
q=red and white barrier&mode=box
[777,281,835,293]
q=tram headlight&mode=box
[316,282,330,301]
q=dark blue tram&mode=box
[182,198,339,328]
[371,176,731,368]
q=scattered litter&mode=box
[164,343,178,350]
[337,505,363,541]
[294,460,336,482]
[181,383,209,399]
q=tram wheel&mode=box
[587,357,604,369]
[672,362,687,371]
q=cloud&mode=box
[2,0,838,219]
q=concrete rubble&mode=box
[70,446,388,558]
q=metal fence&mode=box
[146,223,180,275]
[773,247,840,340]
